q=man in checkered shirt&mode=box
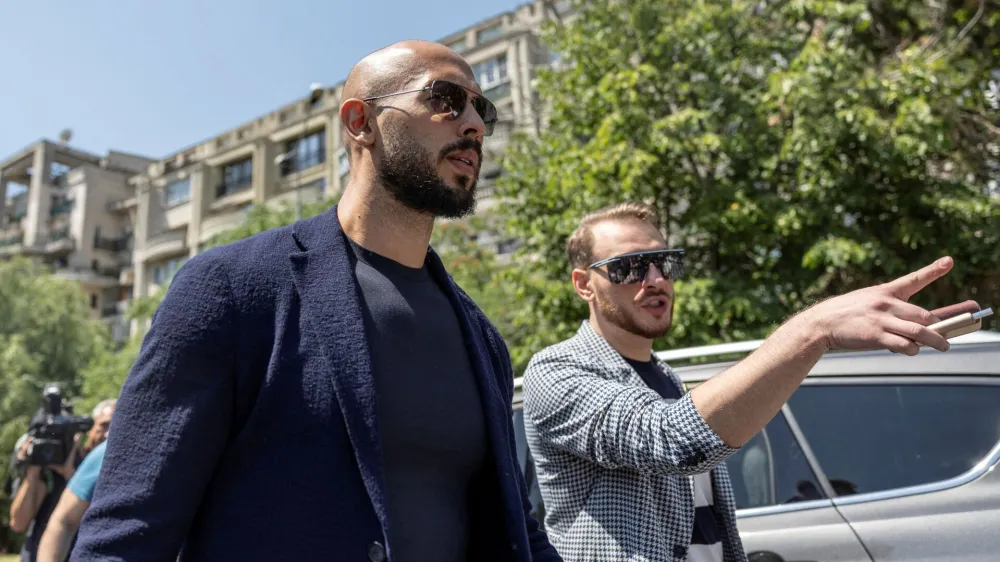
[522,201,961,562]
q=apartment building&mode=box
[0,140,154,341]
[130,0,570,303]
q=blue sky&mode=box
[0,0,528,162]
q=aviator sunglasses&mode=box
[363,79,499,136]
[589,249,686,285]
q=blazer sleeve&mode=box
[489,333,562,562]
[522,348,738,476]
[70,254,239,562]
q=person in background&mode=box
[7,399,115,562]
[37,430,113,562]
[522,201,973,562]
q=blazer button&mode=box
[367,541,386,562]
[673,544,688,559]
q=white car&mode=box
[511,330,1000,562]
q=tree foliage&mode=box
[497,0,1000,360]
[0,258,107,551]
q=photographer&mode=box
[7,397,115,562]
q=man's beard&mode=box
[377,127,482,219]
[595,289,673,340]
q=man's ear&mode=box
[340,99,377,148]
[572,268,596,302]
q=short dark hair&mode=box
[566,201,661,270]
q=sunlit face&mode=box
[586,219,675,339]
[373,63,487,219]
[87,405,114,448]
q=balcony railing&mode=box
[53,263,120,281]
[48,227,71,241]
[0,232,23,247]
[49,200,74,217]
[94,234,130,252]
[216,182,252,198]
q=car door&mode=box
[724,407,872,562]
[785,378,1000,562]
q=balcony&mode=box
[49,199,74,217]
[52,264,120,288]
[142,228,187,262]
[45,227,74,253]
[0,231,24,255]
[94,233,130,253]
[107,195,138,212]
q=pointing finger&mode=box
[886,257,954,301]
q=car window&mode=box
[788,383,1000,496]
[725,411,826,510]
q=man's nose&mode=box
[642,263,669,287]
[458,102,486,141]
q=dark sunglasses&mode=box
[589,249,686,285]
[362,79,498,136]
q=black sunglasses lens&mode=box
[472,97,498,136]
[657,255,684,280]
[432,81,498,136]
[431,81,468,116]
[606,257,644,284]
[605,253,684,284]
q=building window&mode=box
[281,130,326,176]
[446,38,468,53]
[477,23,504,44]
[473,55,509,89]
[337,149,350,186]
[151,257,187,285]
[217,158,253,198]
[90,294,98,309]
[164,178,191,206]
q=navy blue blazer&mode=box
[70,205,561,562]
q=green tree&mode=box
[497,0,1000,363]
[0,258,107,552]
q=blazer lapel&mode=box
[288,205,388,533]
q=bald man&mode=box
[69,41,561,562]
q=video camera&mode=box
[23,383,93,467]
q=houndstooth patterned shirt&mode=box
[522,322,748,562]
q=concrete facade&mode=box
[130,0,571,305]
[0,141,155,342]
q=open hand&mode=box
[804,256,961,356]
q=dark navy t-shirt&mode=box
[348,237,488,562]
[624,357,723,557]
